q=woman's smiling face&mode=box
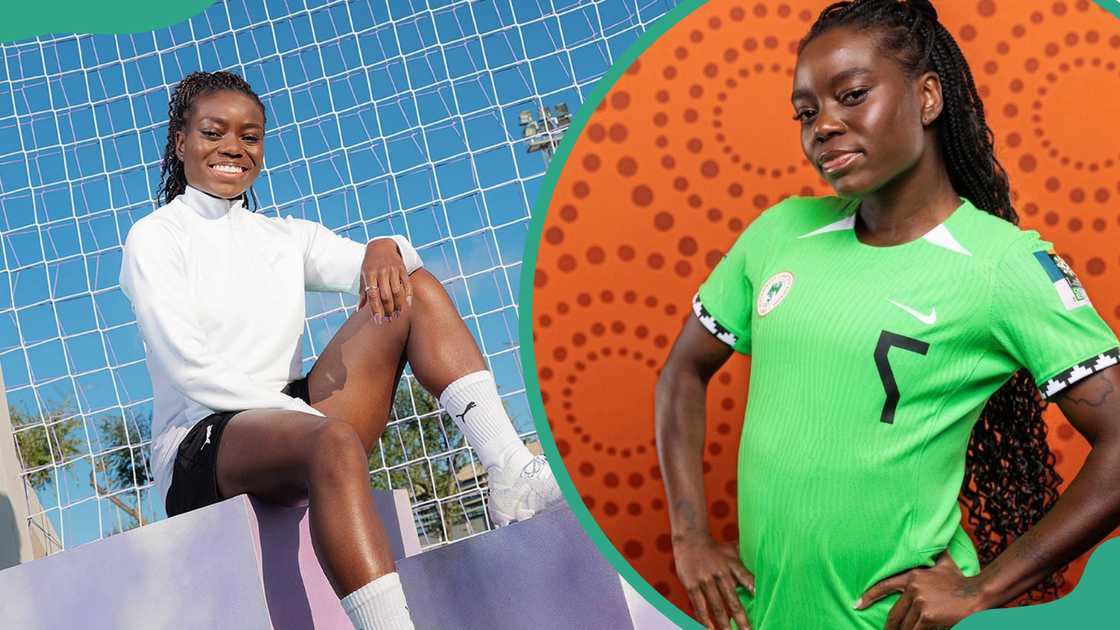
[791,26,934,197]
[175,89,265,200]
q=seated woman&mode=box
[119,70,560,630]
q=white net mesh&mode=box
[0,0,679,553]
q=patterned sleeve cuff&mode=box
[692,292,739,349]
[1041,347,1120,399]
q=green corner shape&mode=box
[516,1,1120,628]
[1,1,215,43]
[958,536,1120,629]
[1097,0,1120,20]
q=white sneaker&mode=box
[486,450,562,527]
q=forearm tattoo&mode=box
[951,581,980,599]
[674,499,703,536]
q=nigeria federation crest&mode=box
[757,271,794,317]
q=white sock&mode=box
[439,370,528,470]
[340,572,414,630]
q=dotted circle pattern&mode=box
[532,0,1120,614]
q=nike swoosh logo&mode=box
[888,299,937,325]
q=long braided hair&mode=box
[800,0,1064,603]
[157,71,267,212]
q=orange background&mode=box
[531,0,1120,615]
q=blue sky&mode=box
[0,0,679,549]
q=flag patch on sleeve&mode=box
[1033,251,1090,311]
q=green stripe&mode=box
[1,1,214,43]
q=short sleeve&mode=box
[282,217,423,295]
[693,203,786,356]
[991,232,1120,399]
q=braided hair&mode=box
[157,71,267,211]
[800,0,1064,603]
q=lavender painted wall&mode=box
[0,490,413,630]
[0,492,663,629]
[397,506,635,630]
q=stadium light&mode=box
[517,103,572,164]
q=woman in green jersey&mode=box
[656,1,1120,629]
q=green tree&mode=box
[370,377,485,544]
[368,376,540,545]
[91,411,153,532]
[12,401,82,490]
[11,394,152,533]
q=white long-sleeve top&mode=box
[119,185,423,505]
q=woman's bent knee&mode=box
[409,269,449,304]
[308,418,370,484]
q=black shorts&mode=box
[164,376,312,517]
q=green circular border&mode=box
[0,0,215,42]
[516,1,1120,628]
[517,2,718,626]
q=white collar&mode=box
[179,184,247,219]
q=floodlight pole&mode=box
[517,103,572,167]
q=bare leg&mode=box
[215,279,413,596]
[238,269,477,597]
[216,411,399,597]
[305,268,487,440]
[215,269,511,598]
[400,269,489,395]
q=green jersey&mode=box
[695,195,1119,629]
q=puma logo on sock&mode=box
[455,401,478,423]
